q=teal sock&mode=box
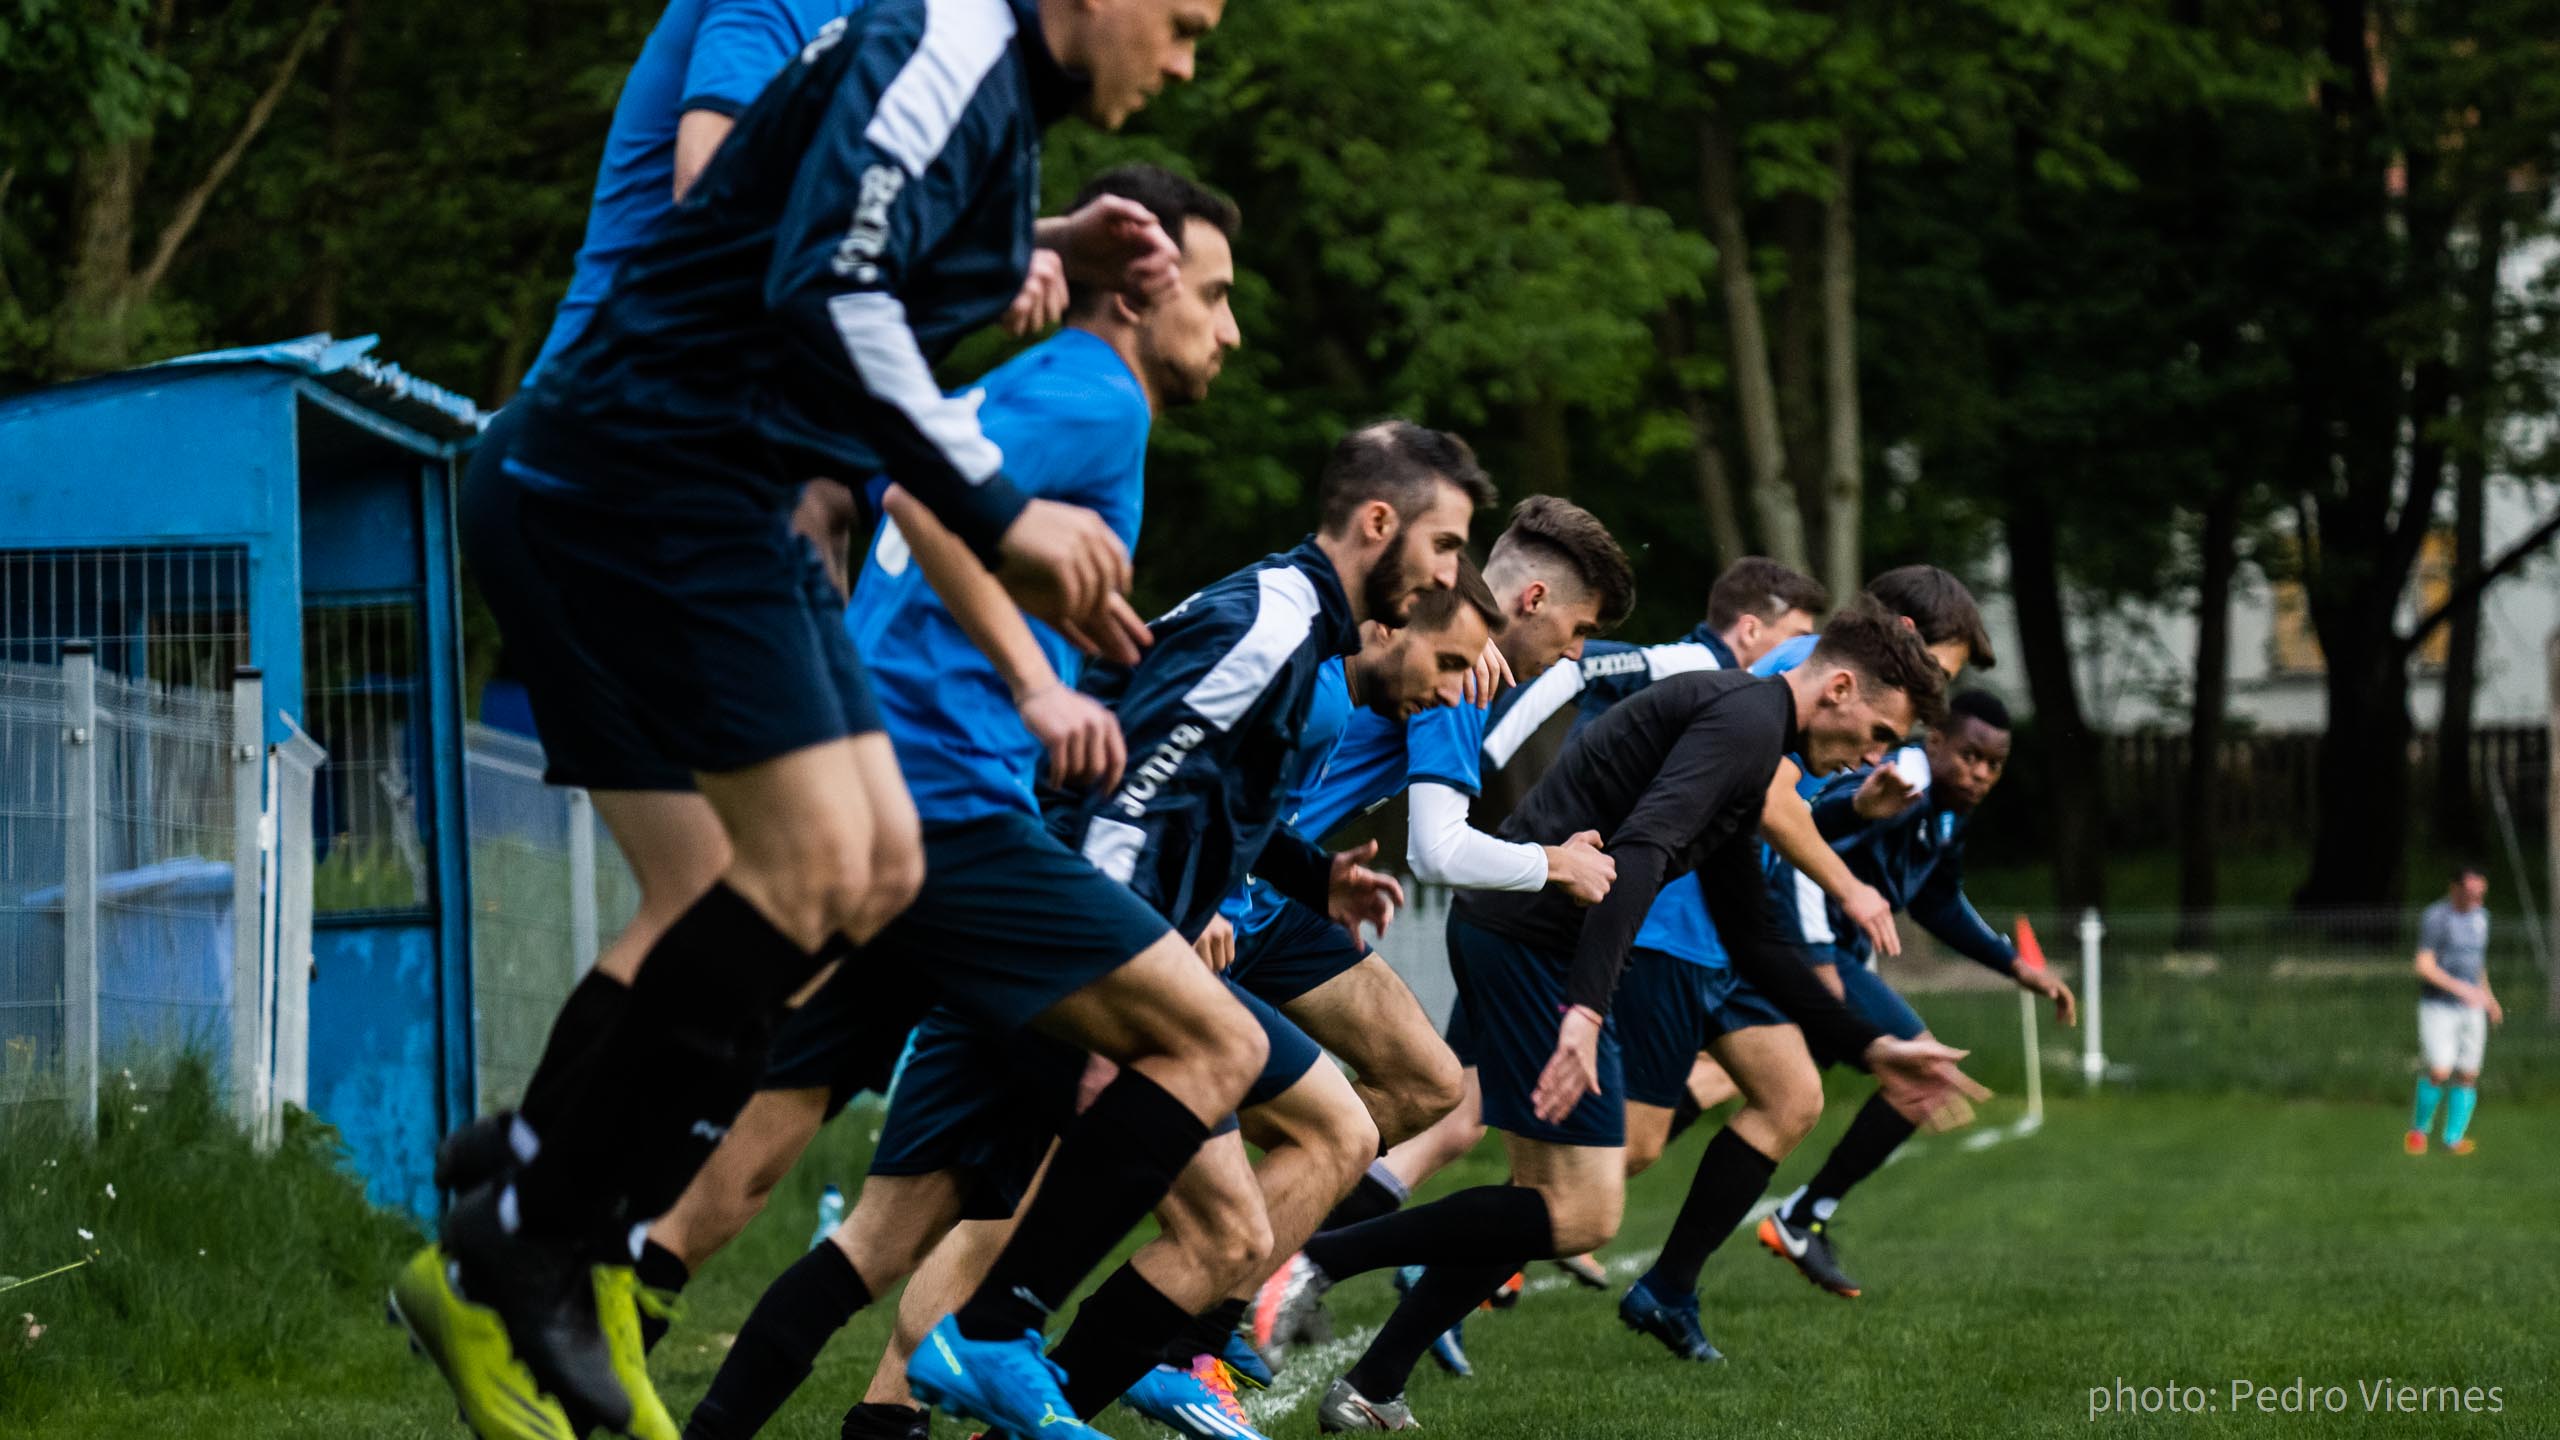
[2412,1079,2444,1135]
[2444,1085,2479,1145]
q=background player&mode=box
[2408,865,2501,1156]
[1753,690,2077,1298]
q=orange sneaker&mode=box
[2449,1137,2476,1156]
[2404,1129,2428,1156]
[1483,1271,1525,1311]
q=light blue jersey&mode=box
[849,329,1149,823]
[525,0,860,384]
[1226,692,1493,932]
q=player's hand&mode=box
[1541,830,1615,906]
[1016,682,1125,792]
[1194,913,1236,974]
[1041,195,1180,307]
[1814,963,1846,1001]
[2485,994,2505,1025]
[790,479,860,599]
[1841,879,1901,958]
[1462,638,1513,707]
[1862,1035,1991,1133]
[1002,248,1069,336]
[1533,1005,1605,1124]
[2021,966,2078,1026]
[996,499,1147,665]
[1327,839,1405,941]
[1853,763,1923,821]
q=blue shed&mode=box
[0,334,483,1217]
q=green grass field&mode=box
[6,1066,2553,1439]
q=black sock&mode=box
[954,1069,1211,1342]
[1047,1265,1196,1418]
[635,1238,691,1353]
[517,969,632,1119]
[1639,1126,1779,1301]
[683,1241,873,1440]
[839,1402,928,1440]
[1163,1295,1249,1367]
[1302,1184,1556,1283]
[1666,1087,1706,1145]
[1346,1259,1519,1400]
[511,883,825,1240]
[1789,1092,1917,1224]
[1316,1162,1408,1235]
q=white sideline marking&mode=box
[1247,1116,2045,1425]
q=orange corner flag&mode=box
[2013,915,2047,970]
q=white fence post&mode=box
[567,787,598,981]
[266,718,326,1142]
[2079,907,2106,1088]
[61,642,100,1139]
[229,667,265,1132]
[2017,988,2044,1127]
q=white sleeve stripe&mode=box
[1793,871,1835,946]
[826,292,1004,481]
[1641,642,1721,681]
[863,0,1017,178]
[1080,817,1145,885]
[1482,660,1585,768]
[1184,566,1321,731]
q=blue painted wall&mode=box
[308,922,442,1218]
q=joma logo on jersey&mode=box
[831,165,907,281]
[801,15,849,63]
[1113,723,1207,818]
[1582,652,1648,678]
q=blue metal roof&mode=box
[149,333,484,442]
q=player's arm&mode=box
[2413,945,2491,1010]
[1253,825,1404,941]
[674,0,831,198]
[762,43,1129,630]
[880,486,1125,790]
[1406,781,1609,897]
[1763,761,1902,956]
[1909,859,2077,1025]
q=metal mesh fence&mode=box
[463,724,639,1114]
[304,595,431,915]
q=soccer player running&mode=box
[2408,865,2502,1156]
[395,4,1239,1438]
[1752,690,2077,1298]
[1277,601,1987,1431]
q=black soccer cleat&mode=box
[436,1111,520,1192]
[440,1181,637,1434]
[1757,1211,1862,1298]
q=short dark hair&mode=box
[2454,862,2488,882]
[1407,553,1508,636]
[1948,689,2013,733]
[1316,420,1498,534]
[1706,557,1829,632]
[1809,595,1949,728]
[1488,495,1635,630]
[1063,165,1241,318]
[1866,565,1996,670]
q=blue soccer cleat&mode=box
[1617,1278,1726,1364]
[1124,1361,1270,1440]
[907,1315,1112,1439]
[1218,1330,1274,1391]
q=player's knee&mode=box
[1401,1045,1466,1142]
[1623,1131,1665,1178]
[1771,1086,1825,1152]
[1188,1180,1273,1284]
[1190,999,1271,1104]
[865,833,925,931]
[1546,1187,1623,1256]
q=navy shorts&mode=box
[498,413,880,777]
[1698,961,1795,1041]
[460,405,692,790]
[763,811,1175,1106]
[1616,947,1718,1109]
[1808,957,1926,1068]
[1229,900,1370,1006]
[866,978,1326,1221]
[1449,914,1624,1148]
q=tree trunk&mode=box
[59,143,142,369]
[1775,194,1823,541]
[1519,387,1572,498]
[2433,217,2504,850]
[1699,112,1805,568]
[2299,627,2415,919]
[2176,485,2241,946]
[307,0,367,334]
[1818,137,1861,605]
[2007,494,2107,909]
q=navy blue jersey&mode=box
[527,0,861,385]
[849,328,1148,824]
[1479,623,1737,769]
[516,0,1080,562]
[1060,541,1363,940]
[1768,749,2014,974]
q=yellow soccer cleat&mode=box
[593,1264,681,1440]
[390,1244,578,1440]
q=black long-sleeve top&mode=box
[1453,669,1883,1061]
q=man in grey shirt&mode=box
[2407,865,2503,1156]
